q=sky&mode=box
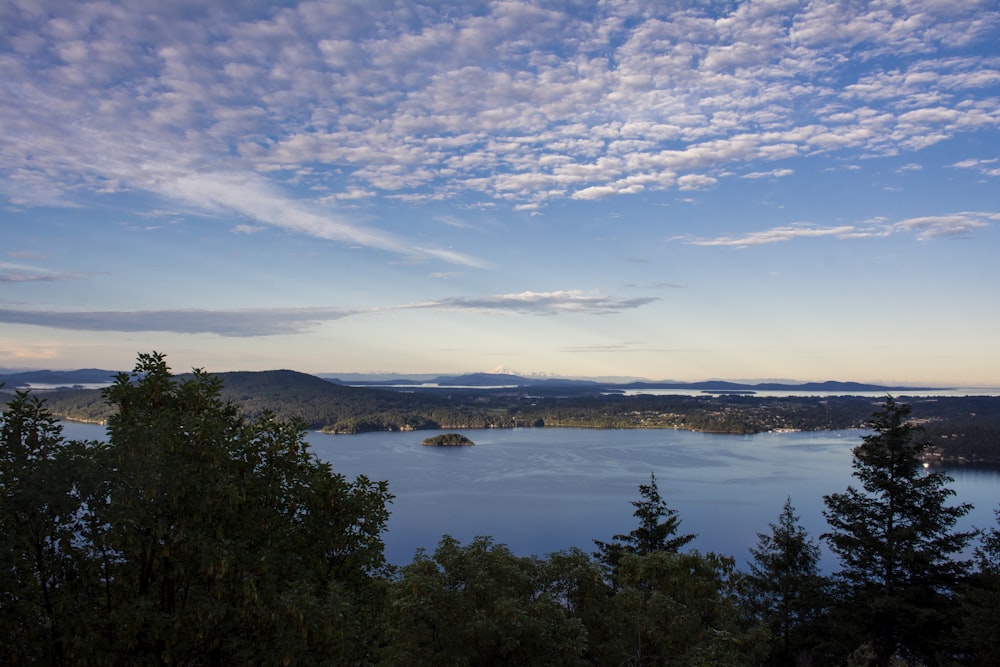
[2,0,999,385]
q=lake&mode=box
[58,422,999,570]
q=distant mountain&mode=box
[0,368,121,388]
[365,373,936,393]
[621,379,939,392]
[2,367,941,396]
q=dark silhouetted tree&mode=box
[746,497,827,666]
[822,397,974,666]
[594,472,695,570]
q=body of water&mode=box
[58,422,999,570]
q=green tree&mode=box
[0,390,100,665]
[384,535,588,666]
[746,497,827,666]
[954,507,1000,663]
[594,472,695,570]
[2,352,394,665]
[597,550,767,666]
[822,397,974,666]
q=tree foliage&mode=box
[594,472,695,570]
[384,535,588,666]
[822,397,975,666]
[1,352,393,665]
[746,497,827,666]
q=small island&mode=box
[421,433,475,447]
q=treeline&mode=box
[4,354,1000,665]
[9,370,1000,461]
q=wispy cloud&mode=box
[893,213,997,239]
[0,291,657,336]
[682,212,997,247]
[0,307,363,337]
[684,224,886,247]
[742,168,794,180]
[412,291,659,316]
[0,262,97,283]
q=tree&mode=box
[746,497,826,666]
[594,472,695,570]
[954,506,1000,663]
[384,535,588,666]
[822,396,974,666]
[2,352,395,665]
[598,550,767,666]
[0,390,100,665]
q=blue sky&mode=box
[2,0,999,384]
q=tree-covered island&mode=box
[421,433,474,446]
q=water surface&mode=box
[58,422,999,569]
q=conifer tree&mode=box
[594,472,695,569]
[822,397,974,666]
[747,497,826,666]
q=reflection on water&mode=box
[56,422,999,570]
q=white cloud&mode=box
[686,224,879,247]
[1,0,998,222]
[686,211,996,246]
[893,212,996,239]
[742,168,794,179]
[677,174,719,191]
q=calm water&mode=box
[58,422,999,570]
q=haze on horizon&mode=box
[2,1,999,386]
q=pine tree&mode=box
[594,472,695,569]
[822,397,974,666]
[747,497,826,666]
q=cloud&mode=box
[412,291,659,315]
[0,307,362,337]
[950,158,1000,176]
[686,224,881,247]
[684,211,996,246]
[742,168,794,179]
[0,291,657,336]
[163,172,487,267]
[2,0,998,220]
[893,212,996,239]
[0,262,96,283]
[676,174,718,191]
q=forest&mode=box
[3,353,1000,666]
[13,367,1000,463]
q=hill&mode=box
[6,368,1000,461]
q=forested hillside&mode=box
[7,370,1000,461]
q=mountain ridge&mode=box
[1,367,944,393]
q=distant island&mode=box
[422,433,475,447]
